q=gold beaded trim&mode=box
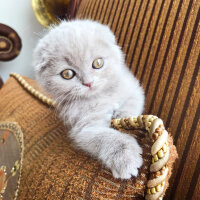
[150,165,167,180]
[111,115,170,200]
[152,142,168,164]
[9,73,169,200]
[10,73,56,107]
[147,181,165,195]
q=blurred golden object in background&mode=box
[31,0,81,28]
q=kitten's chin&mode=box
[80,86,101,98]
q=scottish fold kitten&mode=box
[33,20,145,179]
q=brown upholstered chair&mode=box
[0,0,199,199]
[76,0,200,199]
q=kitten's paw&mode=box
[105,136,143,179]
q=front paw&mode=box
[104,136,143,179]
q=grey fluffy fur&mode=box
[33,20,145,179]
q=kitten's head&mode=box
[33,20,125,102]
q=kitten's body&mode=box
[34,20,145,179]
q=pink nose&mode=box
[83,82,92,88]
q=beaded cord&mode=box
[10,73,56,107]
[10,73,169,200]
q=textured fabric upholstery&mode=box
[0,76,177,199]
[76,0,200,199]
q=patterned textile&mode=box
[0,123,23,200]
[76,0,200,199]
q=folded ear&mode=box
[34,61,48,74]
[33,59,55,87]
[33,40,51,76]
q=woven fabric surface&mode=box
[76,0,200,199]
[0,77,156,199]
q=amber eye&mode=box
[92,58,104,69]
[61,69,76,80]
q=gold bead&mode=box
[21,79,26,84]
[151,187,156,194]
[156,184,162,192]
[27,85,32,91]
[155,171,161,177]
[135,122,139,127]
[32,90,36,96]
[133,117,137,123]
[52,101,56,107]
[158,130,162,136]
[153,133,159,140]
[43,97,47,103]
[153,154,159,162]
[152,157,155,163]
[162,143,167,153]
[149,118,153,122]
[147,188,151,194]
[42,97,47,103]
[34,91,39,96]
[47,98,51,105]
[147,122,151,127]
[161,168,165,174]
[162,166,166,170]
[161,181,164,186]
[30,88,35,94]
[158,149,164,158]
[23,83,29,88]
[146,127,150,131]
[38,93,43,99]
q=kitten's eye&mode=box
[92,58,104,69]
[61,69,76,80]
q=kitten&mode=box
[33,20,145,179]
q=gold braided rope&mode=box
[10,73,169,200]
[111,116,169,200]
